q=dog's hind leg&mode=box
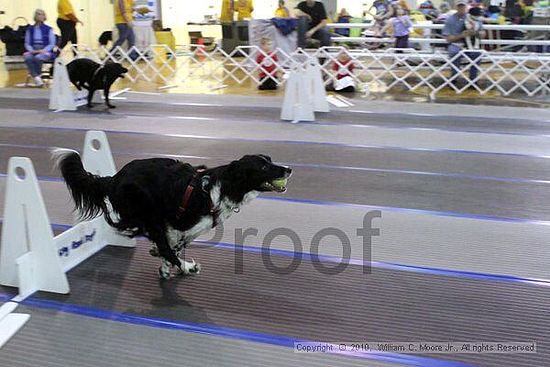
[158,226,182,257]
[104,85,116,109]
[150,226,179,259]
[166,228,200,276]
[87,89,95,108]
[71,81,82,91]
[147,226,182,279]
[159,258,171,279]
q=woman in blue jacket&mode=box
[24,9,56,87]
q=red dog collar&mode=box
[176,173,219,228]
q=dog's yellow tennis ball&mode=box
[272,178,288,189]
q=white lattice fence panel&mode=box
[66,45,550,99]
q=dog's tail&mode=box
[51,149,114,224]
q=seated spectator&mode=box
[256,37,279,90]
[24,9,56,87]
[485,5,506,24]
[327,48,356,93]
[505,0,524,24]
[275,0,290,18]
[520,0,535,23]
[336,8,352,37]
[295,0,332,48]
[419,0,439,20]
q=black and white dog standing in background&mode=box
[53,150,292,279]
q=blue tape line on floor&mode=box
[0,292,476,367]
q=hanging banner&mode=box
[134,0,159,20]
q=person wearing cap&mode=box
[335,8,352,36]
[442,0,486,86]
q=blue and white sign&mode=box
[134,0,159,20]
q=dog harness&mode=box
[176,173,219,228]
[91,64,107,86]
[92,65,105,79]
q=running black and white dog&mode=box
[66,58,128,109]
[53,150,291,279]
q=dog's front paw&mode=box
[177,259,201,276]
[87,103,93,108]
[107,104,116,109]
[189,261,201,275]
[158,266,171,280]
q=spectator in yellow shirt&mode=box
[57,0,82,54]
[111,0,137,59]
[275,0,290,17]
[235,0,254,20]
[221,0,234,22]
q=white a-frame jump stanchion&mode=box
[281,66,315,122]
[49,58,93,112]
[305,58,330,113]
[281,59,330,122]
[0,157,70,297]
[49,58,78,112]
[0,131,135,300]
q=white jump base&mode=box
[0,130,136,348]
